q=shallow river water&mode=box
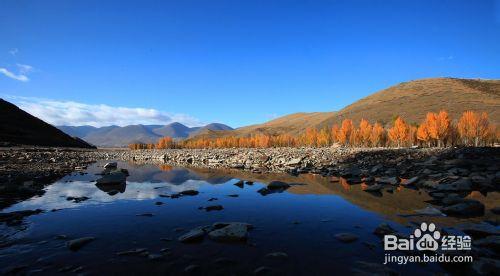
[1,161,498,275]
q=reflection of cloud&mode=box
[5,180,207,212]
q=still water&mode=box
[1,161,498,275]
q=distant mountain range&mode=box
[57,122,233,147]
[0,99,94,148]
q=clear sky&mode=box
[1,0,499,127]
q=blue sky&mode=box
[1,0,499,127]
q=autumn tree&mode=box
[317,128,331,147]
[331,124,340,144]
[338,119,354,146]
[370,122,385,147]
[388,117,409,147]
[417,122,431,147]
[358,119,372,147]
[458,111,490,146]
[424,111,451,147]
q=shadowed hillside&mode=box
[0,99,94,148]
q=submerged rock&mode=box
[180,190,199,196]
[199,205,224,211]
[442,200,485,217]
[364,184,384,192]
[178,228,205,243]
[267,181,290,189]
[254,266,272,275]
[265,252,288,259]
[412,206,445,217]
[335,233,359,243]
[377,177,400,185]
[436,178,472,192]
[374,223,397,237]
[457,222,500,238]
[234,180,244,188]
[66,196,89,203]
[66,237,95,251]
[116,248,148,256]
[208,222,253,242]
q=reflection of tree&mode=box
[159,165,173,171]
[340,178,350,191]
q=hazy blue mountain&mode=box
[57,122,233,147]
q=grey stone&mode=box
[66,237,95,251]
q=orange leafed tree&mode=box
[417,122,431,147]
[338,119,354,146]
[331,124,339,143]
[370,122,385,147]
[388,117,409,147]
[317,128,331,147]
[457,111,490,146]
[358,119,372,147]
[425,111,451,147]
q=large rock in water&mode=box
[66,237,95,251]
[178,228,205,243]
[208,222,253,242]
[442,200,485,217]
[436,178,472,192]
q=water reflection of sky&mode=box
[6,180,209,211]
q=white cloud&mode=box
[4,96,203,127]
[0,67,30,82]
[438,55,454,61]
[17,63,33,74]
[9,48,18,56]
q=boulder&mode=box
[66,237,95,251]
[267,181,290,190]
[178,228,205,243]
[364,184,384,192]
[436,178,472,192]
[442,200,485,217]
[457,223,500,238]
[373,223,396,237]
[402,176,419,186]
[104,162,117,169]
[96,171,127,185]
[377,177,400,185]
[335,233,359,243]
[208,222,252,242]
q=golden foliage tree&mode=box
[370,122,385,147]
[358,119,372,147]
[388,117,409,147]
[338,119,354,146]
[457,111,490,146]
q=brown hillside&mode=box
[192,77,499,140]
[319,77,500,128]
